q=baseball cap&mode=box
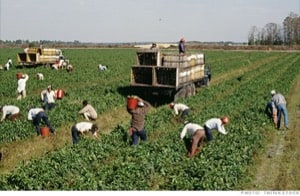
[169,102,175,108]
[270,90,276,95]
[138,101,144,107]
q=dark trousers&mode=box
[71,125,80,144]
[6,113,21,121]
[181,109,190,119]
[131,128,147,145]
[43,103,55,111]
[204,125,213,141]
[33,112,55,135]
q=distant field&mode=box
[0,48,299,190]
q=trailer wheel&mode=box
[174,87,186,101]
[186,83,195,97]
[205,77,210,86]
[174,84,195,101]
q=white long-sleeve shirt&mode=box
[1,105,20,121]
[45,90,56,103]
[17,74,29,93]
[4,62,10,70]
[7,59,12,65]
[204,118,227,135]
[180,123,204,139]
[173,103,189,115]
[27,108,44,120]
[75,122,97,137]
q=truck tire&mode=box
[204,77,210,86]
[174,87,186,101]
[174,83,195,101]
[186,83,196,97]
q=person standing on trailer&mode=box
[178,37,186,54]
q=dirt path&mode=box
[245,74,300,190]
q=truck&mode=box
[17,47,65,67]
[130,48,211,102]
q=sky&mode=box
[0,0,299,43]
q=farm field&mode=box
[0,48,299,190]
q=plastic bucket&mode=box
[127,97,138,110]
[16,73,23,79]
[56,89,64,99]
[40,127,50,137]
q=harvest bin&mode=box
[56,89,64,99]
[127,97,138,110]
[40,127,50,137]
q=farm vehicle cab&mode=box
[17,47,68,67]
[130,49,211,102]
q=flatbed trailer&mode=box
[17,48,63,67]
[131,49,210,101]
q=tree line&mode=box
[248,12,300,46]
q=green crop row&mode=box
[0,49,136,142]
[0,49,299,190]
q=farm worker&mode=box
[203,116,229,141]
[0,105,21,122]
[127,97,151,146]
[27,107,56,136]
[4,63,10,71]
[169,102,190,120]
[180,121,205,158]
[78,100,97,121]
[71,122,99,144]
[58,59,64,69]
[271,90,289,130]
[66,64,73,72]
[7,58,12,67]
[178,37,186,54]
[265,100,277,128]
[17,74,29,100]
[41,85,56,111]
[98,64,107,71]
[4,58,12,70]
[36,73,44,80]
[52,64,59,70]
[150,43,158,49]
